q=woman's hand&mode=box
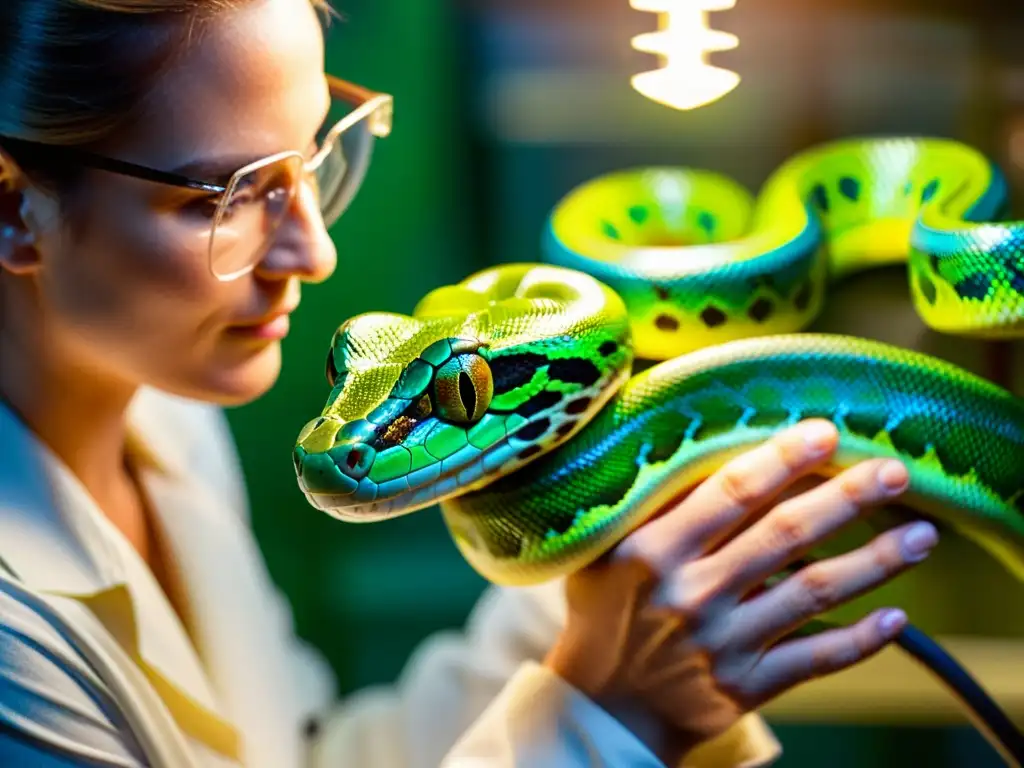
[543,419,938,763]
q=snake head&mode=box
[293,264,632,521]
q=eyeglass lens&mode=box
[208,99,384,280]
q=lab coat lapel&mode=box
[0,397,242,762]
[131,396,311,768]
[0,401,118,595]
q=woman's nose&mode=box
[254,180,337,284]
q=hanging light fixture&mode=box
[630,0,741,111]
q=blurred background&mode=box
[229,0,1024,764]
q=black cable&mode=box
[784,559,1024,766]
[897,624,1024,767]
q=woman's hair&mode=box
[0,0,329,189]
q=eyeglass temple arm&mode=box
[327,75,383,107]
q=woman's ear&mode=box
[0,155,40,276]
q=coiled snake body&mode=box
[293,137,1024,760]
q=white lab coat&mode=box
[0,388,781,767]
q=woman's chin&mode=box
[165,341,285,407]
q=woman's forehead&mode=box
[113,0,330,175]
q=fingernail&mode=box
[879,608,907,638]
[878,460,909,492]
[802,421,836,454]
[902,521,938,561]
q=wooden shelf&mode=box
[763,636,1024,726]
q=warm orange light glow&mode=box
[630,0,741,111]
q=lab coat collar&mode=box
[0,398,124,595]
[0,394,243,761]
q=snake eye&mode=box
[434,353,493,424]
[325,347,340,388]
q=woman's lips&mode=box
[228,305,297,340]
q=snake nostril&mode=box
[346,449,361,470]
[329,441,376,481]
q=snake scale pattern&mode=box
[292,137,1024,596]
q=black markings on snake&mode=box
[489,353,547,394]
[810,183,829,213]
[491,354,600,393]
[700,307,727,328]
[953,273,993,301]
[922,179,940,202]
[508,390,563,418]
[844,411,888,440]
[547,358,602,387]
[516,418,550,441]
[565,397,592,415]
[517,445,543,461]
[654,285,671,301]
[748,298,774,323]
[599,340,619,356]
[839,176,860,202]
[656,314,680,331]
[555,421,577,439]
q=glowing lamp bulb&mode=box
[630,0,741,111]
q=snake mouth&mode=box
[293,410,595,522]
[294,421,536,522]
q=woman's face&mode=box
[15,0,338,405]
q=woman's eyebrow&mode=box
[166,153,269,185]
[166,86,332,185]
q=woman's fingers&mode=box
[706,457,910,596]
[625,419,840,571]
[730,607,908,707]
[730,520,938,648]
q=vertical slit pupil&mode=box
[458,371,476,418]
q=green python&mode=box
[292,136,1024,592]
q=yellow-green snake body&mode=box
[292,136,1024,590]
